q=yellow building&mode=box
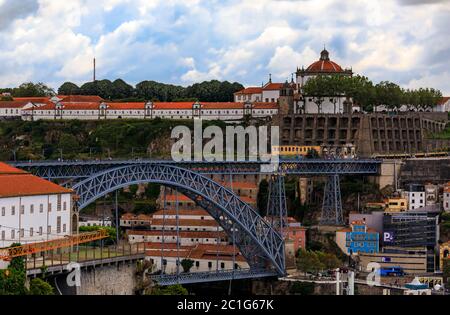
[385,198,407,213]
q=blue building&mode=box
[336,221,379,255]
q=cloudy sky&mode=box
[0,0,449,93]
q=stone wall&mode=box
[279,113,447,157]
[76,262,138,295]
[400,157,450,185]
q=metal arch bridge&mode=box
[10,158,382,285]
[10,158,382,179]
[70,163,286,281]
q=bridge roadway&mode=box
[11,158,382,179]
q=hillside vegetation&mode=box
[0,119,226,161]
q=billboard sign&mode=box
[383,231,395,244]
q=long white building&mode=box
[0,162,73,248]
[21,100,277,121]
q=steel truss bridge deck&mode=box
[150,268,278,286]
[10,159,382,179]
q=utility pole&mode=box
[115,190,119,245]
[336,268,341,295]
[348,271,355,295]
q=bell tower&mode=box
[278,80,294,115]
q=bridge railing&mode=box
[25,242,146,271]
[149,268,279,286]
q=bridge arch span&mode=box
[72,163,285,275]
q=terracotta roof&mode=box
[234,87,263,95]
[152,209,210,216]
[219,181,258,190]
[438,97,450,105]
[263,83,283,91]
[0,163,72,198]
[337,228,352,232]
[144,243,193,250]
[127,230,226,238]
[13,97,50,103]
[253,102,278,109]
[0,162,28,175]
[160,194,194,202]
[0,101,30,109]
[307,60,344,73]
[151,218,219,227]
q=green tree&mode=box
[58,82,81,95]
[112,79,134,99]
[13,82,55,97]
[180,259,195,273]
[59,133,80,155]
[296,249,324,274]
[149,284,188,295]
[374,81,403,112]
[28,278,54,295]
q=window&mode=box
[1,207,5,216]
[208,262,212,268]
[20,205,25,214]
[11,230,15,239]
[20,229,24,238]
[48,225,51,234]
[39,227,43,235]
[40,204,43,213]
[63,224,67,233]
[30,227,34,237]
[63,202,67,211]
[48,203,52,212]
[30,205,34,214]
[1,231,5,240]
[195,261,200,267]
[221,262,225,269]
[57,216,61,233]
[57,195,62,211]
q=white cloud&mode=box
[0,0,449,94]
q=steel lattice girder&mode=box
[12,159,382,179]
[321,174,344,226]
[72,163,286,276]
[150,268,278,286]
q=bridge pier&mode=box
[320,174,344,226]
[267,175,288,234]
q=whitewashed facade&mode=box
[0,163,73,248]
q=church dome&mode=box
[306,49,344,73]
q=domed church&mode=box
[295,48,354,114]
[234,48,356,114]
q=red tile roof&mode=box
[151,218,219,227]
[0,101,30,109]
[13,97,50,103]
[307,60,344,73]
[253,102,278,109]
[234,87,263,95]
[128,230,226,238]
[438,97,450,105]
[263,83,283,91]
[0,163,28,175]
[152,209,210,216]
[0,162,73,198]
